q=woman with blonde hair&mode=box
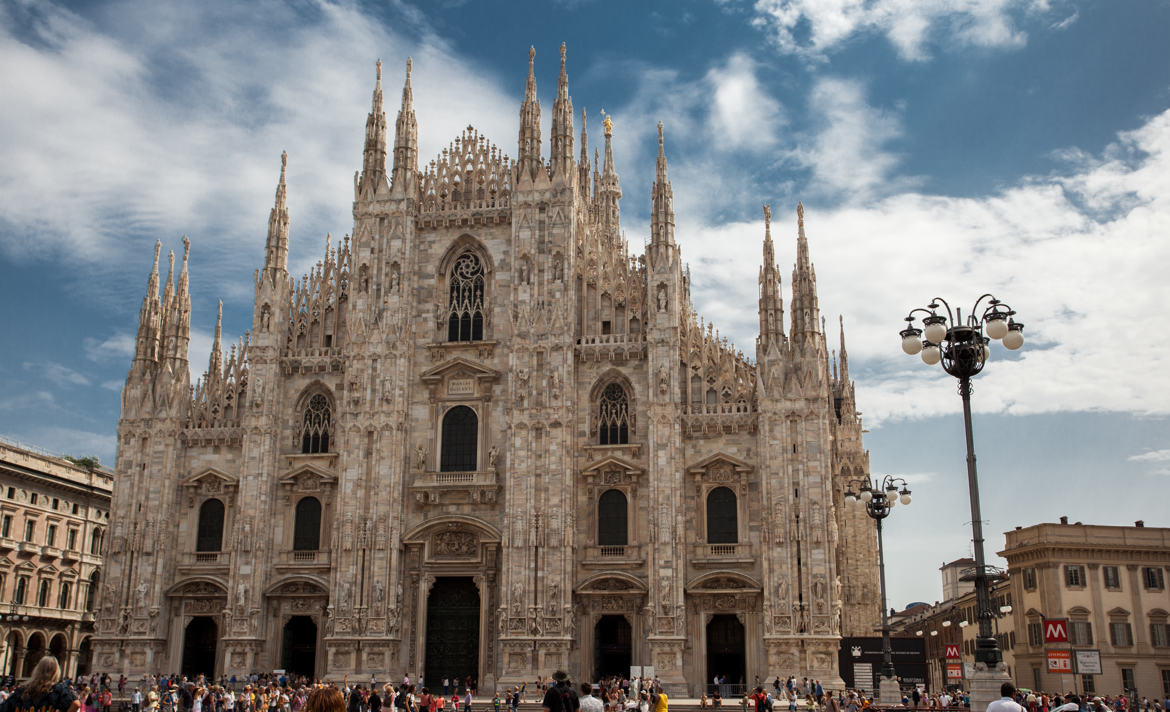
[0,656,80,712]
[305,688,345,712]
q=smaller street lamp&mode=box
[845,475,912,705]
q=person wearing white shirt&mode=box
[579,684,604,712]
[986,684,1025,712]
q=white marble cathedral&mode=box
[94,46,881,693]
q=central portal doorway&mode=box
[425,577,480,690]
[181,616,218,678]
[281,616,318,678]
[594,615,632,680]
[706,614,745,690]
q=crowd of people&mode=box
[0,660,1164,712]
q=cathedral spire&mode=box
[209,299,223,379]
[263,152,290,277]
[358,59,388,196]
[790,202,821,339]
[597,110,621,235]
[758,204,785,352]
[838,315,850,385]
[133,241,163,366]
[578,107,590,195]
[391,57,418,197]
[650,122,675,246]
[517,46,543,181]
[549,42,574,179]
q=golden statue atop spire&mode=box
[601,109,613,137]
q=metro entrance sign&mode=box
[1044,619,1069,644]
[945,644,961,661]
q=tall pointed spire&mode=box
[517,46,543,181]
[758,204,785,352]
[263,152,290,276]
[790,202,821,338]
[133,241,163,366]
[578,107,590,194]
[359,59,388,196]
[209,299,224,378]
[391,57,418,197]
[550,42,574,178]
[597,110,621,236]
[650,122,675,246]
[838,315,850,385]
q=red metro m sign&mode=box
[945,644,961,660]
[1044,618,1069,644]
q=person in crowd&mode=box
[0,657,80,712]
[987,684,1025,712]
[579,685,602,712]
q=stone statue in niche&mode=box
[553,253,564,281]
[488,445,499,471]
[657,365,669,394]
[416,443,426,471]
[389,263,401,292]
[657,284,667,312]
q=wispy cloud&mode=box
[750,0,1047,61]
[1051,10,1079,31]
[1128,449,1170,462]
[84,332,135,362]
[24,361,91,388]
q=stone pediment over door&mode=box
[685,452,753,481]
[182,467,240,506]
[580,455,644,486]
[277,463,338,504]
[419,357,501,400]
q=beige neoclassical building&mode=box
[0,439,111,679]
[94,47,880,693]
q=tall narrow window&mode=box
[37,580,49,607]
[85,572,99,612]
[706,486,738,544]
[597,489,629,546]
[440,406,478,472]
[89,528,102,554]
[58,582,71,609]
[195,498,225,552]
[448,252,485,342]
[598,383,630,445]
[300,394,332,454]
[14,576,27,604]
[292,497,322,551]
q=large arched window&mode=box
[440,406,478,472]
[292,497,322,551]
[300,393,332,454]
[89,528,103,555]
[597,489,628,546]
[195,498,225,552]
[448,251,485,342]
[706,486,738,544]
[598,383,630,445]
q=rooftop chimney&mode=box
[1060,516,1068,524]
[1135,520,1144,527]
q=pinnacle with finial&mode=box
[376,58,382,82]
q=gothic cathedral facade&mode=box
[94,47,880,693]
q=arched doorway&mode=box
[281,616,317,678]
[76,637,93,678]
[181,616,218,678]
[594,615,632,680]
[425,577,480,689]
[706,614,745,690]
[4,632,22,678]
[49,634,67,670]
[22,633,46,677]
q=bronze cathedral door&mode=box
[425,577,480,688]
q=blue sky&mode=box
[1,0,1168,610]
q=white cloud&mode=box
[750,0,1044,61]
[704,53,785,151]
[677,107,1170,427]
[25,361,91,388]
[1128,449,1170,463]
[797,77,909,200]
[84,332,135,362]
[0,0,519,299]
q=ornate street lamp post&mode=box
[899,295,1023,704]
[845,476,912,704]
